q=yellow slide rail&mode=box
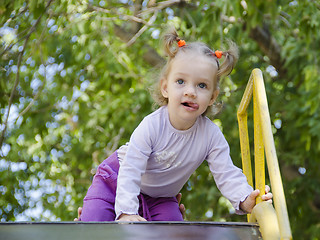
[237,69,292,240]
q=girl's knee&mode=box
[150,199,183,221]
[152,210,183,221]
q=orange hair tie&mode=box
[177,39,186,47]
[215,50,223,59]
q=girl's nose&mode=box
[184,85,197,98]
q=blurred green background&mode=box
[1,0,319,239]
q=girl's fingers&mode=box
[251,189,260,199]
[176,193,182,204]
[261,192,273,201]
[74,207,83,221]
[77,207,82,218]
[139,216,148,221]
[265,185,270,194]
[179,203,186,218]
[116,214,147,222]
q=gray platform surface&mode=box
[0,221,262,240]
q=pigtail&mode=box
[162,27,181,58]
[217,41,239,78]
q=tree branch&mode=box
[137,0,186,16]
[113,24,165,67]
[126,11,158,47]
[0,35,29,147]
[15,19,49,122]
[88,5,148,25]
[85,1,194,66]
[249,25,287,78]
[0,0,54,147]
[131,0,144,33]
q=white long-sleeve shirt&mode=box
[115,106,253,218]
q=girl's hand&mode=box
[74,207,82,221]
[176,193,186,219]
[116,213,147,222]
[240,185,273,213]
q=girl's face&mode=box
[161,53,219,130]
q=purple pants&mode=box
[80,151,183,221]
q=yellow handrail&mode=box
[237,69,292,240]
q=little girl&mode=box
[79,28,272,222]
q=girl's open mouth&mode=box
[182,102,199,110]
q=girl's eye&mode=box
[177,79,184,84]
[198,83,207,89]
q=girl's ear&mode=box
[209,89,220,106]
[160,78,168,98]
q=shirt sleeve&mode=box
[206,128,253,215]
[114,117,154,219]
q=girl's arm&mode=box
[115,117,154,219]
[205,125,253,214]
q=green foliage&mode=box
[1,0,319,238]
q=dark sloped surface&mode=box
[0,221,262,240]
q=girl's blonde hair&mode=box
[150,27,239,116]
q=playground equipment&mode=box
[238,68,292,239]
[0,221,262,240]
[0,69,292,240]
